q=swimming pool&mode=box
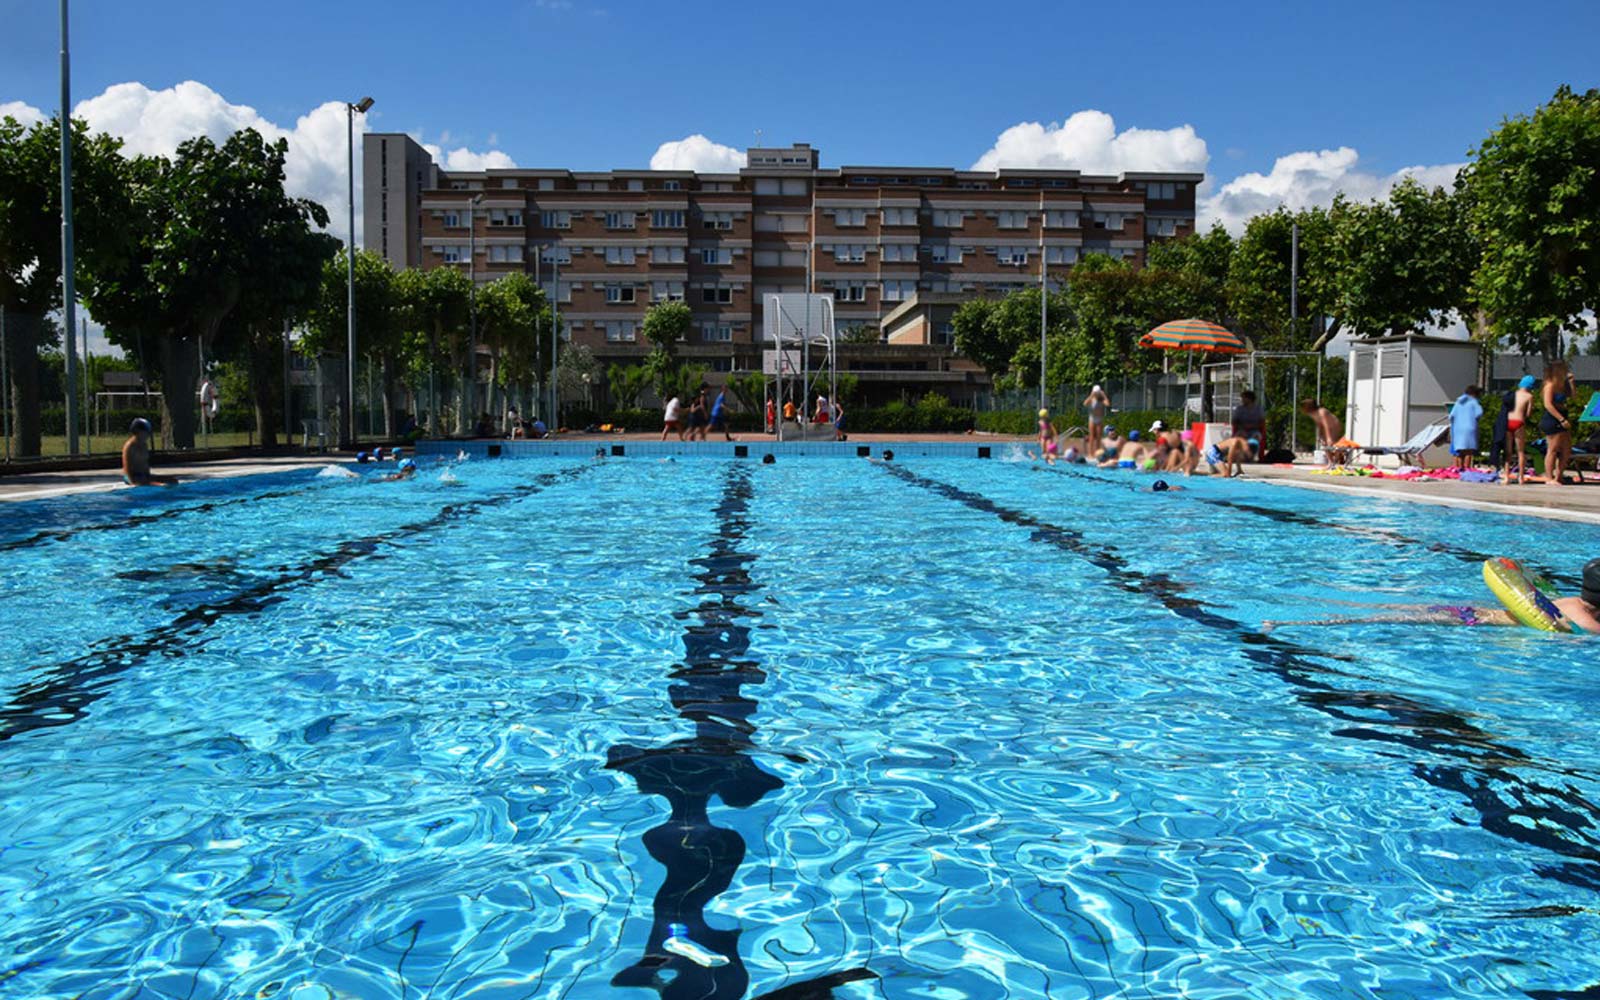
[2,454,1597,998]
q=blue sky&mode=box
[4,0,1596,187]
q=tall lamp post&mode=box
[60,0,80,456]
[344,95,374,449]
[467,193,483,426]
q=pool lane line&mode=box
[877,463,1600,897]
[0,482,325,554]
[1041,463,1583,590]
[606,464,878,999]
[0,465,595,746]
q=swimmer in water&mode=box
[1263,558,1600,633]
[381,459,418,482]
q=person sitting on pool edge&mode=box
[1097,430,1149,470]
[1263,558,1600,633]
[1205,434,1257,478]
[122,418,178,487]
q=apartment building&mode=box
[364,135,1199,390]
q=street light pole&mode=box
[60,0,80,456]
[550,254,560,430]
[468,193,482,427]
[344,95,374,449]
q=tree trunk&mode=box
[246,334,280,448]
[380,355,396,439]
[159,335,199,449]
[3,310,45,458]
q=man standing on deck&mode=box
[121,419,178,487]
[1231,390,1266,460]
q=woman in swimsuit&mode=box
[1037,409,1061,465]
[1507,375,1537,485]
[1541,360,1578,486]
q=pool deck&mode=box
[2,436,1598,525]
[0,456,332,503]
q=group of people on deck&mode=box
[1299,360,1584,486]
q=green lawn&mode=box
[2,431,260,460]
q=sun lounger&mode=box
[1359,418,1451,468]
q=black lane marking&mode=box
[0,466,592,744]
[880,464,1600,898]
[607,465,877,999]
[1046,463,1582,589]
[0,484,318,554]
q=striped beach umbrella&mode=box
[1139,318,1248,355]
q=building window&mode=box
[930,209,963,228]
[605,211,634,230]
[544,280,571,302]
[701,285,733,304]
[881,244,917,263]
[605,246,637,265]
[781,179,808,195]
[540,210,571,229]
[488,245,524,263]
[1044,210,1079,228]
[831,207,868,227]
[443,211,462,228]
[831,244,866,263]
[604,320,637,342]
[1146,217,1178,237]
[700,247,731,265]
[701,211,734,230]
[755,213,808,233]
[652,280,685,302]
[882,207,917,226]
[605,284,636,303]
[489,209,523,227]
[1145,181,1177,200]
[661,180,681,191]
[754,179,781,195]
[651,209,685,228]
[627,179,644,191]
[651,246,686,264]
[881,279,915,301]
[934,322,955,346]
[997,246,1031,266]
[927,244,964,264]
[1044,246,1079,264]
[539,245,571,264]
[832,282,867,302]
[701,323,733,342]
[441,245,471,263]
[998,210,1030,229]
[1088,212,1126,231]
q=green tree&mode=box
[1227,206,1337,350]
[723,371,769,412]
[1059,255,1149,386]
[840,325,880,345]
[0,115,132,455]
[1142,224,1234,324]
[1323,178,1475,343]
[477,273,548,419]
[1463,85,1600,360]
[86,129,325,448]
[641,300,692,356]
[606,362,651,410]
[394,266,471,436]
[305,250,401,438]
[951,298,1023,382]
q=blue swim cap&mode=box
[1153,479,1170,492]
[355,452,370,463]
[1518,375,1537,390]
[1128,430,1141,441]
[399,459,416,472]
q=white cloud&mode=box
[649,134,744,173]
[424,144,517,172]
[1,99,45,127]
[57,80,511,242]
[1199,146,1465,233]
[970,110,1209,176]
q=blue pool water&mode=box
[2,455,1598,999]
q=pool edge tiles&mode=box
[416,439,1003,461]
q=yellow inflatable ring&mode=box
[1483,558,1571,632]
